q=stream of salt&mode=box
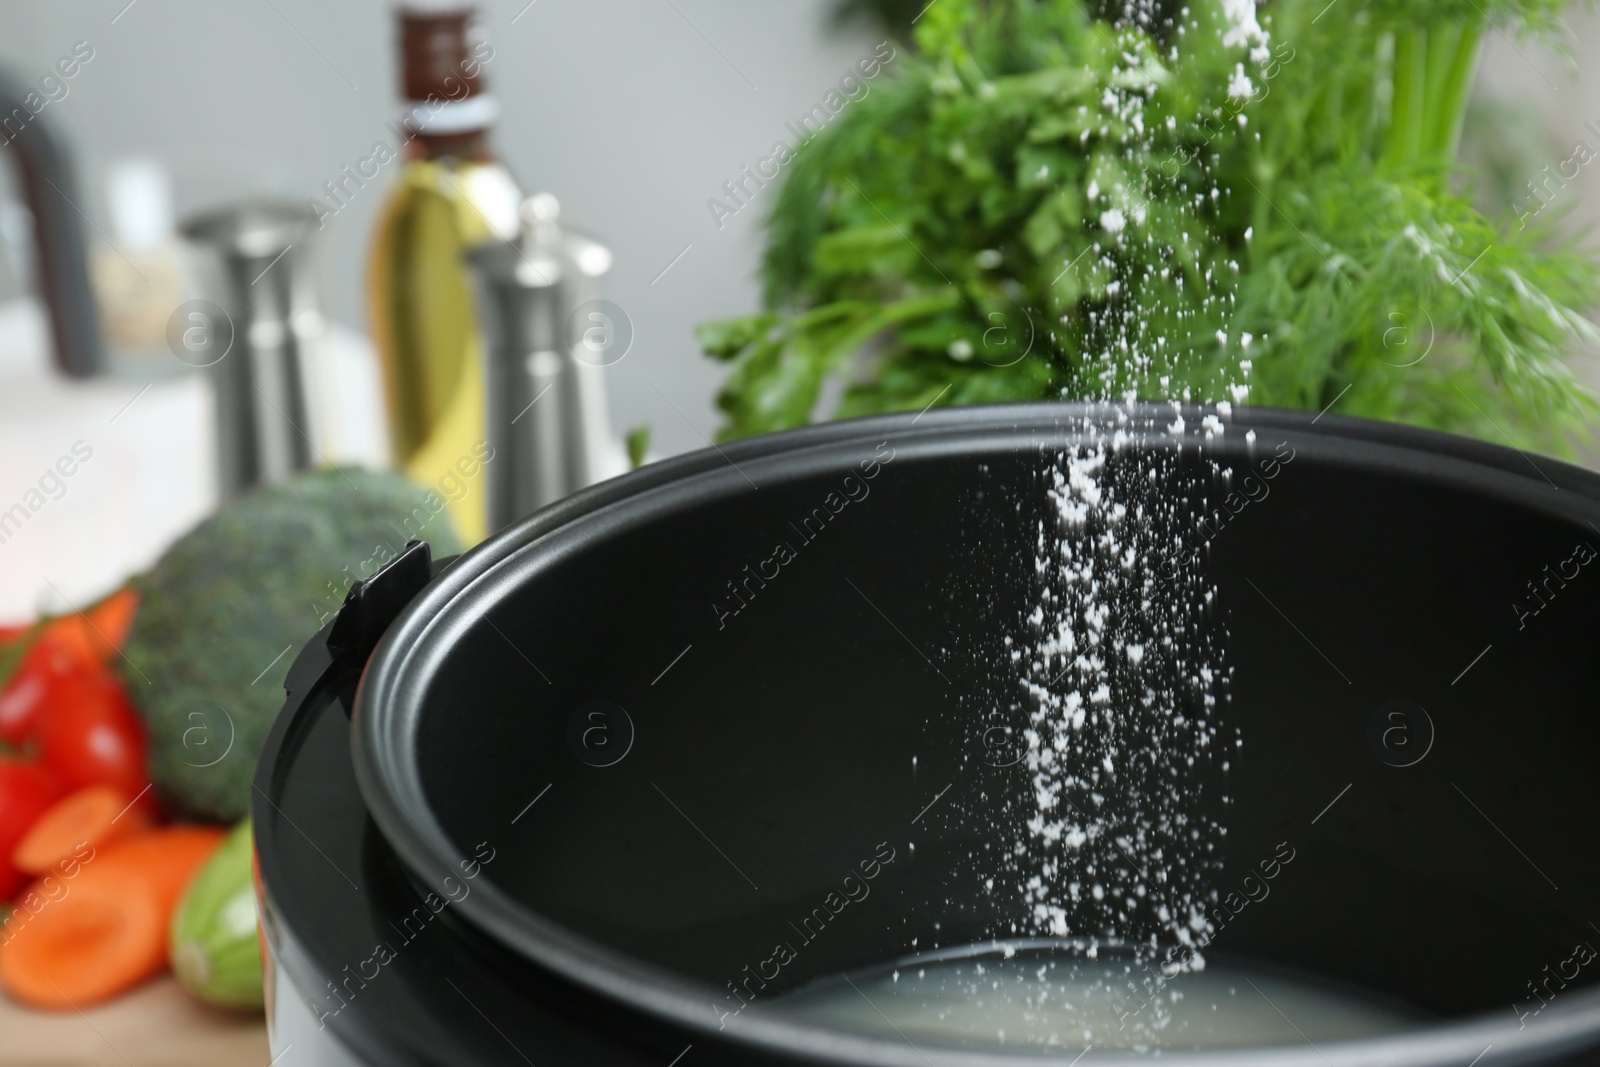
[782,1,1288,1048]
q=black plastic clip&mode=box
[326,539,434,663]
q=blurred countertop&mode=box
[0,974,268,1066]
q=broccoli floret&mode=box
[117,468,463,821]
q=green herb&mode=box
[625,425,653,469]
[700,0,1598,452]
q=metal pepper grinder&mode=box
[179,200,325,500]
[469,193,618,532]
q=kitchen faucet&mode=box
[0,69,104,378]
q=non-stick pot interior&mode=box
[375,413,1600,1037]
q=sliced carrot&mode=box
[12,785,150,877]
[0,825,225,1009]
[91,826,226,914]
[34,619,97,669]
[0,877,165,1008]
[85,588,138,659]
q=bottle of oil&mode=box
[368,2,519,544]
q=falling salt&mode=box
[997,427,1231,1021]
[905,0,1266,1047]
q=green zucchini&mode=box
[169,818,263,1009]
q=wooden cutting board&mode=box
[0,975,269,1066]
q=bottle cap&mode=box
[397,4,488,115]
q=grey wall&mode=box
[0,0,880,455]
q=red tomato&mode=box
[36,672,148,799]
[27,626,95,673]
[0,663,51,747]
[0,757,62,900]
[0,633,100,746]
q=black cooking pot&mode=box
[253,402,1600,1066]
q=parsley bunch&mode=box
[698,0,1598,451]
